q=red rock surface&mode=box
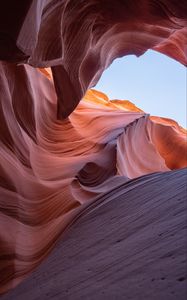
[0,0,187,297]
[1,169,187,300]
[0,1,187,117]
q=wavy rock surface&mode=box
[0,0,187,117]
[0,64,186,295]
[0,0,187,297]
[1,169,187,300]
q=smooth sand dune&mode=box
[1,168,187,300]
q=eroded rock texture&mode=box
[0,0,187,297]
[0,0,187,117]
[1,169,187,300]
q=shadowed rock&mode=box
[1,169,187,300]
[0,0,187,297]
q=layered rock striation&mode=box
[0,1,187,117]
[0,0,187,297]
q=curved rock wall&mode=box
[0,1,187,117]
[0,0,187,295]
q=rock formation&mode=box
[1,0,187,117]
[1,168,187,300]
[0,0,187,298]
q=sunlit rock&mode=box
[0,0,187,297]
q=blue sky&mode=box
[95,50,186,128]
